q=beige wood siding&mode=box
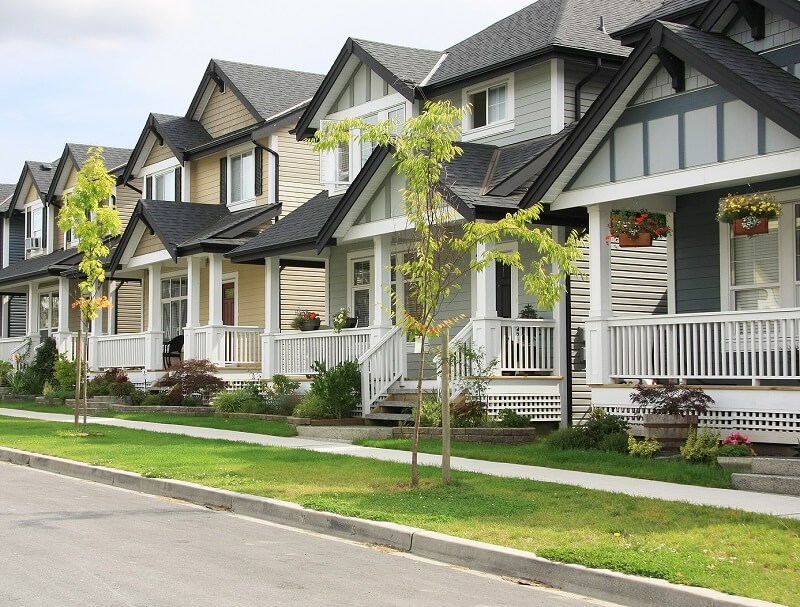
[276,129,321,217]
[26,185,40,204]
[190,154,222,204]
[280,264,326,330]
[116,178,141,228]
[133,232,165,257]
[144,143,175,167]
[115,281,142,333]
[199,87,257,138]
[65,167,78,189]
[227,261,264,327]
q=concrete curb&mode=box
[0,447,783,607]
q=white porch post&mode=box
[87,282,106,370]
[472,241,501,365]
[207,253,224,364]
[551,227,570,427]
[55,277,73,359]
[586,205,612,385]
[372,235,392,336]
[1,295,8,338]
[262,256,281,376]
[27,282,39,339]
[145,265,162,371]
[183,256,202,360]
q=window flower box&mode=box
[717,192,780,236]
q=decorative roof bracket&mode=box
[656,49,686,92]
[735,0,765,40]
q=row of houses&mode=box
[2,0,799,444]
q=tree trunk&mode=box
[73,326,81,427]
[411,335,426,489]
[441,327,450,484]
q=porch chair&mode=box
[163,334,184,369]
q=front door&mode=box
[496,262,512,318]
[222,282,235,363]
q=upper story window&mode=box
[25,203,44,256]
[230,150,255,204]
[144,163,181,202]
[321,104,406,193]
[155,169,176,201]
[462,76,514,141]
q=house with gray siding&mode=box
[524,0,800,444]
[228,0,668,423]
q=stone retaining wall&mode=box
[392,427,536,444]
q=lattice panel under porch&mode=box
[486,394,561,421]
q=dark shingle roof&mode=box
[142,200,231,250]
[0,247,81,287]
[427,0,663,87]
[228,191,341,259]
[68,144,132,171]
[618,0,709,34]
[0,184,14,213]
[443,143,521,211]
[213,60,324,121]
[353,39,443,86]
[152,114,213,151]
[178,204,278,248]
[489,127,575,190]
[26,160,58,197]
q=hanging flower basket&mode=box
[717,192,780,236]
[607,209,669,247]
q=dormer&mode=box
[294,38,443,195]
[5,160,58,259]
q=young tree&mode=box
[57,148,122,428]
[311,101,584,487]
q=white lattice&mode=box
[486,394,561,421]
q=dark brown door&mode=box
[222,283,235,326]
[496,263,512,318]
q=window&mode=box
[230,150,255,203]
[154,169,176,201]
[25,204,44,255]
[161,276,187,340]
[730,217,780,310]
[351,259,371,327]
[469,84,507,129]
[39,292,59,337]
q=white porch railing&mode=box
[607,308,800,384]
[0,336,35,362]
[273,328,372,376]
[499,319,556,373]
[358,326,406,415]
[93,332,150,369]
[444,320,475,400]
[223,326,262,366]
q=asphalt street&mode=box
[0,462,624,607]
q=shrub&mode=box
[680,427,720,463]
[496,408,530,428]
[599,432,629,454]
[181,396,204,407]
[630,382,713,416]
[88,368,128,397]
[293,393,329,419]
[628,434,661,458]
[717,443,754,457]
[545,427,593,451]
[304,360,361,419]
[109,378,137,398]
[213,389,263,413]
[154,359,225,403]
[416,395,443,427]
[141,393,167,407]
[128,390,146,406]
[0,360,13,386]
[53,355,76,391]
[30,337,58,384]
[584,408,629,445]
[452,398,486,427]
[263,374,300,415]
[7,368,43,395]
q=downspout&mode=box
[253,141,279,213]
[574,58,602,121]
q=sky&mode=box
[0,0,535,183]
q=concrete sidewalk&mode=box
[3,407,800,518]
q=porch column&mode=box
[206,253,224,364]
[87,282,106,371]
[551,227,569,427]
[372,234,392,336]
[263,256,281,376]
[183,256,202,360]
[1,296,8,338]
[473,242,501,365]
[55,276,73,359]
[145,265,162,371]
[27,282,39,339]
[586,205,612,385]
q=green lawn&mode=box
[1,416,798,605]
[355,437,732,488]
[0,402,296,437]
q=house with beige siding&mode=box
[104,59,324,377]
[227,0,668,423]
[521,0,800,444]
[0,144,134,361]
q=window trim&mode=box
[160,274,188,340]
[38,290,59,336]
[227,144,257,209]
[24,201,45,258]
[347,251,373,327]
[153,167,177,202]
[461,74,515,142]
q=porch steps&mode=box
[732,458,800,496]
[364,388,416,425]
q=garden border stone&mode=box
[392,426,536,444]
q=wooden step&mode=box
[364,412,413,422]
[376,399,414,411]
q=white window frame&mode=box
[24,201,45,258]
[719,188,800,311]
[461,74,515,142]
[141,158,181,202]
[320,103,408,195]
[153,167,177,202]
[228,144,256,209]
[160,274,188,340]
[38,290,59,336]
[347,251,373,327]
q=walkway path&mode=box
[3,407,799,518]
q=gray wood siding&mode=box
[675,194,721,313]
[8,214,25,264]
[333,62,392,112]
[484,62,551,146]
[564,62,614,123]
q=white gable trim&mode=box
[191,81,217,122]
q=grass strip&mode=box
[1,416,797,605]
[355,438,733,488]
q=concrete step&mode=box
[732,473,800,496]
[751,458,800,478]
[364,412,413,422]
[375,399,414,411]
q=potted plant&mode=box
[607,209,670,247]
[716,192,781,236]
[716,431,756,473]
[518,304,539,319]
[291,310,321,331]
[332,307,357,333]
[629,382,713,451]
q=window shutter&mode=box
[41,209,47,249]
[174,167,182,202]
[145,176,153,199]
[219,157,227,205]
[254,147,263,197]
